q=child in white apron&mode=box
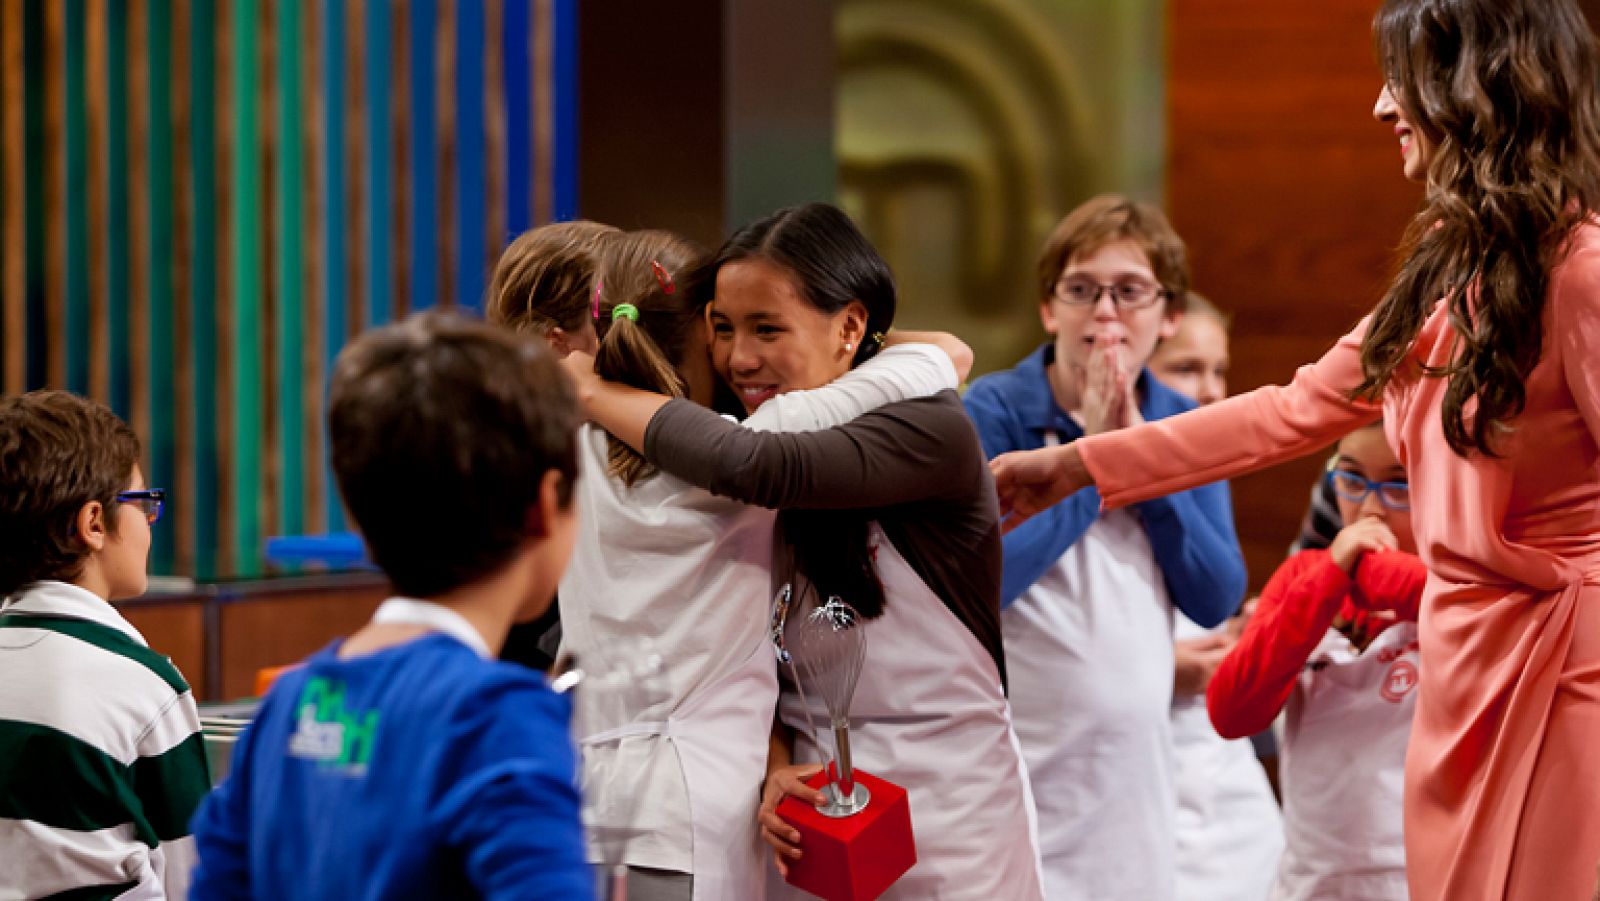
[963,198,1250,899]
[1207,423,1423,900]
[566,204,1047,900]
[558,228,969,901]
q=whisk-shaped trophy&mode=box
[785,595,870,815]
[772,584,916,901]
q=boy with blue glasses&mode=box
[0,390,207,899]
[1207,420,1423,900]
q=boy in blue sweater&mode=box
[963,195,1247,900]
[190,311,593,900]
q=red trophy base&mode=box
[776,768,916,901]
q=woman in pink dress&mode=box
[991,0,1600,898]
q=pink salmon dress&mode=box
[1075,221,1600,901]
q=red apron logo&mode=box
[1381,659,1419,703]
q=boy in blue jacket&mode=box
[189,311,593,900]
[964,195,1247,901]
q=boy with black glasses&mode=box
[0,390,207,899]
[963,195,1252,900]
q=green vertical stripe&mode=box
[232,0,262,576]
[64,0,89,394]
[276,0,303,537]
[106,0,131,418]
[189,0,218,579]
[147,0,175,574]
[22,0,46,389]
[320,1,347,533]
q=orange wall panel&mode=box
[1168,0,1422,588]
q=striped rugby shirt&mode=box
[0,580,211,900]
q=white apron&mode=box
[1272,622,1417,901]
[1003,508,1178,901]
[769,525,1046,901]
[561,428,776,901]
[1172,614,1284,901]
[564,347,961,901]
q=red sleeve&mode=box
[1206,550,1352,739]
[1351,550,1427,622]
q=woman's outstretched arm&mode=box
[993,318,1382,529]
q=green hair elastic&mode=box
[611,303,640,322]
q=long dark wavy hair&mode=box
[686,203,898,618]
[1356,0,1600,455]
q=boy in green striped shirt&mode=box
[0,390,211,900]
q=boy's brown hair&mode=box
[0,391,141,597]
[1036,194,1190,314]
[593,229,704,485]
[328,310,580,598]
[487,220,620,336]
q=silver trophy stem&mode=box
[817,719,871,818]
[832,722,856,799]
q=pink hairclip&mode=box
[591,278,603,319]
[651,260,676,295]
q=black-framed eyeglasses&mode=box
[1325,470,1409,511]
[1053,277,1171,310]
[115,489,166,525]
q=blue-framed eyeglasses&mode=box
[1325,470,1409,511]
[115,489,166,525]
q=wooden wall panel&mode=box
[1167,0,1423,589]
[118,599,208,699]
[216,581,389,699]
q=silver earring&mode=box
[845,342,854,352]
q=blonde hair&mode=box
[1182,291,1231,328]
[594,230,704,485]
[486,220,620,335]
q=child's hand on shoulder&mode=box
[1329,517,1398,574]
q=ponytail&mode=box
[590,230,704,486]
[595,307,686,486]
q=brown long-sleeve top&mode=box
[642,389,1006,683]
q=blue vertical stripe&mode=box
[407,0,436,312]
[231,0,264,576]
[503,0,532,239]
[63,0,89,394]
[147,0,175,573]
[106,0,131,417]
[189,0,218,578]
[551,0,579,221]
[322,0,347,533]
[275,0,304,538]
[455,0,485,310]
[364,0,390,329]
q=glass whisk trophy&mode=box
[770,584,916,901]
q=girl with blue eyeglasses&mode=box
[1206,421,1424,900]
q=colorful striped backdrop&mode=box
[0,0,580,579]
